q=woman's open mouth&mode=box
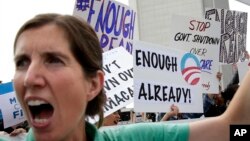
[27,99,54,127]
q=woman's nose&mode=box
[24,62,45,88]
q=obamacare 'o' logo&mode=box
[181,53,201,85]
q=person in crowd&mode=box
[0,120,28,139]
[202,70,239,117]
[131,112,145,123]
[145,112,156,122]
[102,110,121,126]
[160,104,180,121]
[1,13,250,141]
[221,84,239,107]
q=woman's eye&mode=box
[15,58,30,69]
[46,56,64,65]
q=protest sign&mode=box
[237,60,250,83]
[220,63,238,91]
[73,0,136,53]
[205,8,248,63]
[0,82,25,128]
[102,47,133,117]
[87,47,133,124]
[168,15,221,94]
[133,41,203,113]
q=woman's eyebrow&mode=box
[14,54,28,62]
[42,51,70,60]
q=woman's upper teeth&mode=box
[28,100,48,106]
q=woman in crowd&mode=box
[1,13,250,141]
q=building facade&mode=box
[129,0,229,46]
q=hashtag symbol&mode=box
[76,0,90,11]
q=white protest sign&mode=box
[0,82,25,128]
[86,47,133,124]
[205,8,248,63]
[133,41,203,113]
[73,0,136,53]
[237,60,250,83]
[103,47,133,117]
[220,63,238,91]
[168,15,221,94]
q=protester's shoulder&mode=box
[99,122,189,141]
[25,128,35,141]
[0,132,9,141]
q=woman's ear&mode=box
[87,70,104,101]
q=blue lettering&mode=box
[95,1,135,39]
[114,6,124,36]
[126,42,133,54]
[13,110,23,119]
[119,38,124,47]
[95,0,109,33]
[200,59,213,70]
[13,111,18,119]
[105,3,116,34]
[100,34,109,48]
[109,37,118,50]
[87,0,96,24]
[9,97,16,104]
[93,1,136,51]
[129,10,136,39]
[123,10,130,38]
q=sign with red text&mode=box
[103,47,133,117]
[168,15,221,94]
[205,8,248,63]
[73,0,136,53]
[133,41,203,113]
[0,82,25,128]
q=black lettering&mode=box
[138,83,147,100]
[114,94,125,105]
[104,97,117,111]
[154,85,162,101]
[168,87,176,102]
[104,77,120,91]
[120,91,130,100]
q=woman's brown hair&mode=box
[14,13,106,127]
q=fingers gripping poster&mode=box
[133,41,203,113]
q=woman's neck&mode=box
[63,120,87,141]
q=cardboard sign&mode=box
[205,8,248,63]
[0,82,25,128]
[220,63,238,91]
[237,60,250,83]
[103,47,133,117]
[168,15,221,94]
[73,0,136,53]
[133,41,203,113]
[87,47,133,124]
